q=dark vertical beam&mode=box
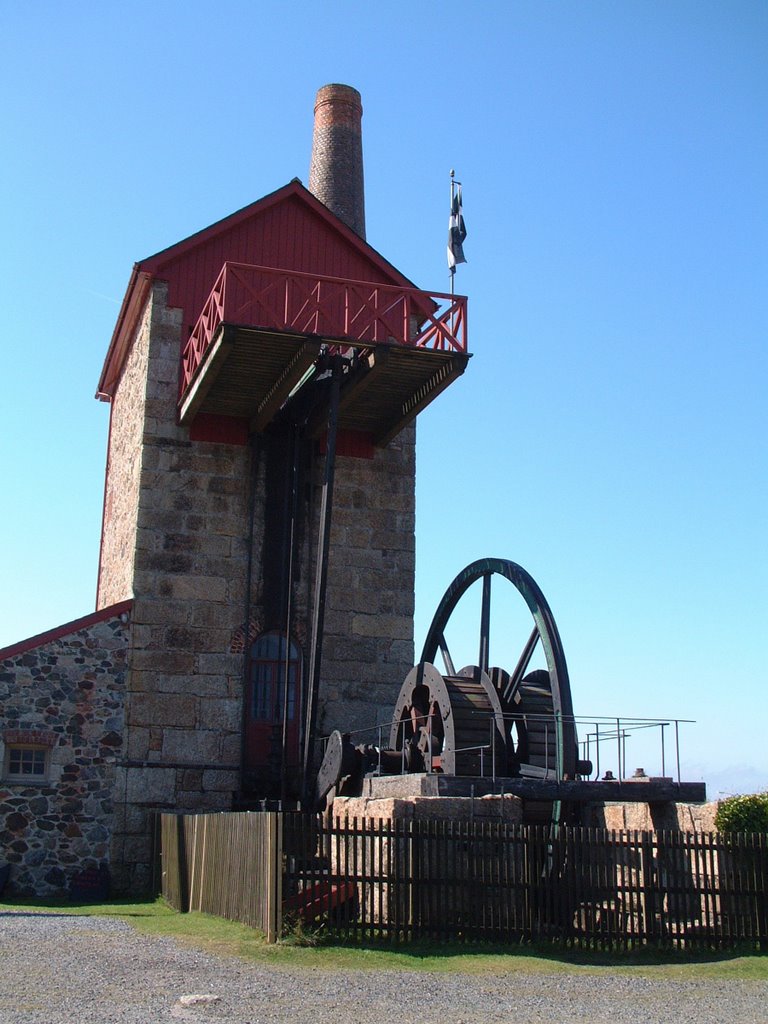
[238,436,261,800]
[302,358,342,800]
[478,573,491,674]
[280,423,303,804]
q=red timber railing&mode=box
[179,262,468,397]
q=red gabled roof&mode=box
[97,180,420,399]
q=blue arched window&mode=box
[249,632,301,725]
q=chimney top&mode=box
[309,83,366,240]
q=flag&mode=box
[447,183,467,274]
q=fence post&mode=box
[177,814,190,914]
[640,832,657,943]
[407,819,417,936]
[264,811,283,943]
[149,811,162,897]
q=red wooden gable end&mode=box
[97,181,418,400]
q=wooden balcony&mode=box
[178,263,470,445]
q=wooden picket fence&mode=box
[159,810,281,941]
[159,812,767,949]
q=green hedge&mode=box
[714,792,768,833]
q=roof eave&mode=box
[96,267,154,401]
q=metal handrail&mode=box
[318,711,695,785]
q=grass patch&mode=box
[2,895,766,980]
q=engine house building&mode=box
[0,85,469,893]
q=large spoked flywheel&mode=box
[419,558,579,789]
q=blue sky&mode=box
[1,1,765,795]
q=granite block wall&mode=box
[95,278,416,888]
[102,282,251,889]
[318,422,416,741]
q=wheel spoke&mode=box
[503,625,539,703]
[478,573,491,674]
[437,631,455,676]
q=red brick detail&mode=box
[309,83,366,239]
[189,413,249,445]
[4,729,57,747]
[230,616,264,655]
[0,600,132,661]
[313,84,363,129]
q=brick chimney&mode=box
[309,84,366,240]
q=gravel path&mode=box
[0,912,765,1024]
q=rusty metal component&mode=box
[315,731,401,808]
[315,558,600,824]
[389,663,507,776]
[315,730,360,807]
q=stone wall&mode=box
[318,422,416,742]
[110,283,251,891]
[0,604,130,896]
[96,278,417,888]
[584,800,719,832]
[97,292,153,608]
[333,792,523,825]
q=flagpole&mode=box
[449,168,455,298]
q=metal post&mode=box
[616,718,622,780]
[428,704,434,774]
[449,171,455,298]
[675,719,681,784]
[594,723,600,779]
[621,728,627,781]
[660,722,666,778]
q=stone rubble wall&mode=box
[0,607,129,896]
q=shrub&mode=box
[714,792,768,833]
